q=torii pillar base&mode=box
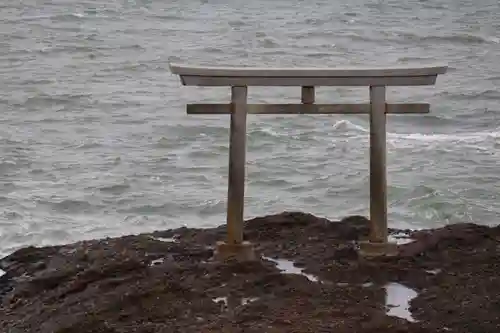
[214,241,256,262]
[358,241,399,258]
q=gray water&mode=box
[1,0,499,257]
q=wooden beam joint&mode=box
[301,86,315,104]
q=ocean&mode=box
[1,0,499,257]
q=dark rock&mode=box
[0,212,499,332]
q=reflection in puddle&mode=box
[263,256,319,282]
[388,232,414,245]
[384,282,418,322]
[334,281,418,322]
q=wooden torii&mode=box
[170,63,447,260]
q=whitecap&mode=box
[332,119,369,133]
[328,119,500,149]
[248,127,282,138]
[388,130,500,144]
[388,232,413,245]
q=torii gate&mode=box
[169,63,447,260]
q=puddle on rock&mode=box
[152,236,178,243]
[150,258,164,266]
[336,282,373,288]
[425,268,442,275]
[334,281,418,322]
[213,296,259,309]
[242,297,259,305]
[213,297,228,306]
[388,232,414,245]
[263,256,319,282]
[384,282,418,322]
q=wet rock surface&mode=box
[1,211,499,332]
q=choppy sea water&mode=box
[1,0,499,257]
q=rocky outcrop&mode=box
[1,211,499,332]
